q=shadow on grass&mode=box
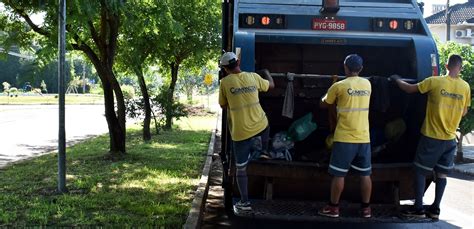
[0,127,213,227]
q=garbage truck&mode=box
[219,0,439,219]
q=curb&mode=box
[183,114,220,229]
[453,163,474,176]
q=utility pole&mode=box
[58,0,67,193]
[446,0,451,41]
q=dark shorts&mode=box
[414,135,456,175]
[232,127,270,169]
[329,142,372,177]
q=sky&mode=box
[419,0,469,17]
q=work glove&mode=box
[389,74,401,82]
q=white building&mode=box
[425,0,474,47]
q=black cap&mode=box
[344,54,363,72]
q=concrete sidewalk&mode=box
[454,144,474,176]
[453,144,474,176]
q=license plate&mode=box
[312,19,347,31]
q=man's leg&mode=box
[352,143,372,217]
[330,176,345,205]
[235,166,249,202]
[319,142,355,218]
[360,176,372,205]
[259,126,270,152]
[232,139,252,207]
[406,135,440,216]
[432,173,447,209]
[413,171,426,210]
[428,139,456,219]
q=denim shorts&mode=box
[414,135,456,175]
[328,142,372,177]
[232,127,270,169]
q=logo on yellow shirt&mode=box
[347,88,370,96]
[230,86,257,95]
[440,89,463,100]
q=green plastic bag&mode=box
[287,113,317,142]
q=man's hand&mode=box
[257,69,275,90]
[389,74,401,82]
[390,74,419,94]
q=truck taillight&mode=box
[261,16,271,26]
[240,14,286,29]
[246,16,255,25]
[375,19,384,28]
[389,20,398,30]
[404,20,414,30]
[373,18,418,33]
[431,54,439,76]
[275,17,284,25]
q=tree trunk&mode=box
[134,67,152,141]
[109,70,127,153]
[165,62,180,129]
[97,67,126,156]
[456,134,464,162]
[86,53,127,156]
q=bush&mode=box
[8,87,18,96]
[121,85,136,100]
[125,85,188,133]
[89,84,103,95]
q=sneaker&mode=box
[233,201,252,213]
[426,206,440,220]
[318,205,340,218]
[401,207,425,218]
[259,151,272,160]
[360,207,372,218]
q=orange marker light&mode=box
[389,20,398,30]
[261,16,271,26]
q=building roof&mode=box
[425,0,474,24]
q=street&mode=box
[0,105,108,168]
[423,173,474,228]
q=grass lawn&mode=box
[0,94,104,105]
[0,115,216,227]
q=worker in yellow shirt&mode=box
[391,54,471,219]
[218,52,274,213]
[319,54,373,218]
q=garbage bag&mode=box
[288,113,317,142]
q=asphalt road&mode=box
[423,172,474,229]
[0,105,108,168]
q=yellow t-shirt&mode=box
[323,77,371,143]
[219,72,270,141]
[418,76,471,140]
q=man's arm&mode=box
[390,75,419,94]
[257,69,275,90]
[463,107,468,117]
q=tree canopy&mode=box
[0,0,221,154]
